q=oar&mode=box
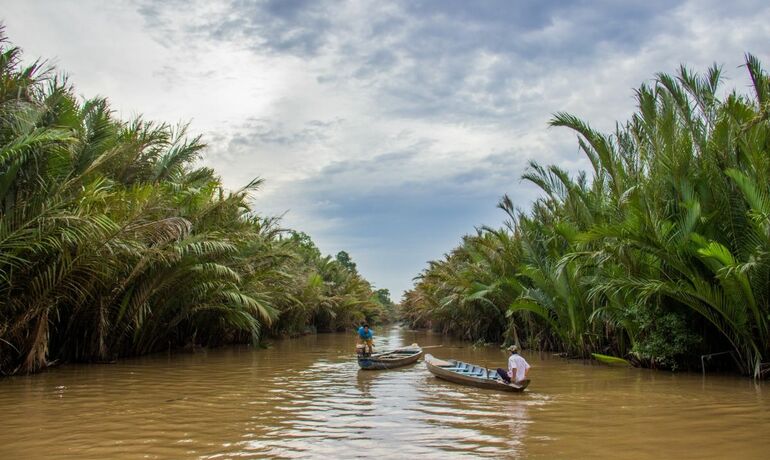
[392,343,442,351]
[484,365,507,382]
[485,366,525,386]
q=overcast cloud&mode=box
[3,0,770,296]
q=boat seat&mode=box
[460,370,484,376]
[428,356,454,366]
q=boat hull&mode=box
[425,354,529,392]
[358,346,423,370]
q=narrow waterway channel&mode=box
[1,326,768,459]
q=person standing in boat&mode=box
[497,345,530,384]
[357,323,374,355]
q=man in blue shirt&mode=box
[357,323,374,355]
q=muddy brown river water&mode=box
[1,326,768,459]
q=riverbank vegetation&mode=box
[0,31,392,376]
[402,56,770,378]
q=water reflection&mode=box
[355,370,376,397]
[0,326,767,459]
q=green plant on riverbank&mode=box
[403,56,770,377]
[0,31,386,376]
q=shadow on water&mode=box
[0,325,768,459]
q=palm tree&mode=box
[0,30,385,375]
[403,55,770,377]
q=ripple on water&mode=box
[1,328,769,459]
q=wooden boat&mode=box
[357,343,423,370]
[424,354,530,392]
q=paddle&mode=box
[390,343,442,351]
[484,364,515,384]
[485,365,529,388]
[484,366,499,381]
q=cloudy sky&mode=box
[3,0,770,297]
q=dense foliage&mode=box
[402,55,770,377]
[0,32,391,376]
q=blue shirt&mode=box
[357,326,373,339]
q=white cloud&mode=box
[3,0,769,296]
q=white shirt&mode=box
[508,353,530,382]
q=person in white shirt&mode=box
[496,345,531,384]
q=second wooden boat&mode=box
[358,343,423,370]
[424,354,530,392]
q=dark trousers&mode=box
[496,368,511,383]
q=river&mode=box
[1,326,768,459]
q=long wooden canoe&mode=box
[358,343,423,370]
[424,354,530,392]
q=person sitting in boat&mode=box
[497,345,530,384]
[357,323,374,355]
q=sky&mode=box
[2,0,770,298]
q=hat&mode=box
[507,345,519,352]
